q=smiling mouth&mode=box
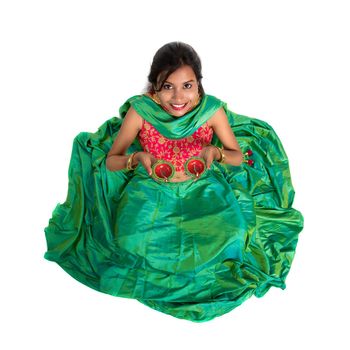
[170,103,188,111]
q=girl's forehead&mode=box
[165,66,196,82]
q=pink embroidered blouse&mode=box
[138,119,214,172]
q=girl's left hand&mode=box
[199,145,221,169]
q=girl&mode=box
[106,43,243,180]
[44,42,303,322]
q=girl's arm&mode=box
[106,107,143,171]
[210,108,243,166]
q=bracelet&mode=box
[126,152,138,171]
[211,145,225,163]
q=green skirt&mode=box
[44,115,303,322]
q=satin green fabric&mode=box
[44,94,304,322]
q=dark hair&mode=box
[147,42,205,96]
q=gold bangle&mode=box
[212,145,225,163]
[126,152,138,171]
[221,149,226,163]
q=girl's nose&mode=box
[172,88,185,101]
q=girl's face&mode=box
[155,65,200,117]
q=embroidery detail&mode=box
[138,120,214,172]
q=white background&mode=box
[1,0,349,349]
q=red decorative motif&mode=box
[138,120,213,171]
[243,148,254,166]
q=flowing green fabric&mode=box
[44,94,303,322]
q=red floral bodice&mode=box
[138,119,214,172]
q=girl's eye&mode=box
[184,83,192,89]
[162,84,172,90]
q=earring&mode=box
[150,93,161,105]
[192,94,201,109]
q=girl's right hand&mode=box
[134,152,157,176]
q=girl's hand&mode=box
[199,145,221,169]
[134,152,157,176]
